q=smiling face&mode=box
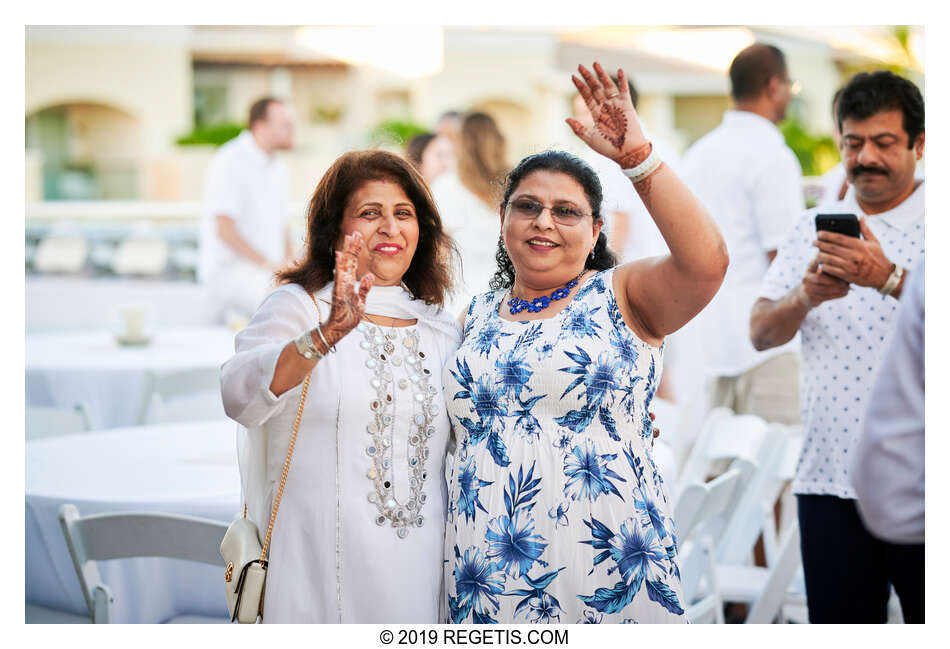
[500,170,601,288]
[339,179,420,286]
[842,108,923,212]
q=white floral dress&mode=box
[442,269,687,624]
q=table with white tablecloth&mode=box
[26,326,235,429]
[26,421,241,623]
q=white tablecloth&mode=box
[26,421,241,623]
[26,326,235,429]
[26,277,218,332]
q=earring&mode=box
[589,248,595,261]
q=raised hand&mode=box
[566,63,647,163]
[321,232,375,349]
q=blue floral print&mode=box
[443,269,685,623]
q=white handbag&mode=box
[220,368,313,623]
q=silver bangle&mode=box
[313,320,336,353]
[294,330,323,361]
[621,146,662,183]
[878,264,904,296]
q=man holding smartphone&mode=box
[750,71,924,623]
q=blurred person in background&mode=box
[406,132,455,184]
[817,88,849,206]
[750,70,925,623]
[220,150,460,622]
[431,112,509,313]
[200,97,298,322]
[435,110,463,160]
[853,257,924,623]
[681,43,803,428]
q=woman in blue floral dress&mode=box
[442,63,729,623]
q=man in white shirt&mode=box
[681,43,803,426]
[750,71,925,623]
[852,257,924,622]
[200,97,297,320]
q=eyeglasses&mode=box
[503,199,591,226]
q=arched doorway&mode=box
[26,102,143,200]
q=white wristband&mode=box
[621,147,662,183]
[878,264,904,296]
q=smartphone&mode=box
[815,213,860,238]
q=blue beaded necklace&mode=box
[507,270,586,315]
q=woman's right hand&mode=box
[321,232,375,349]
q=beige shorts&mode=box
[707,352,800,426]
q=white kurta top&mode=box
[220,283,459,623]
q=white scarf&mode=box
[313,282,461,346]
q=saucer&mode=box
[116,334,152,347]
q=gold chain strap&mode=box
[257,293,321,564]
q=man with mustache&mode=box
[750,70,925,623]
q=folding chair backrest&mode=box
[26,403,92,440]
[677,407,734,486]
[702,414,769,464]
[111,238,169,276]
[137,367,224,425]
[773,429,803,482]
[58,504,229,622]
[714,426,790,564]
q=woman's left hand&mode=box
[650,411,660,446]
[566,62,648,164]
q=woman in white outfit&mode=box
[220,150,460,623]
[431,112,509,314]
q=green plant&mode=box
[175,122,245,147]
[779,117,839,177]
[311,105,343,124]
[369,119,428,147]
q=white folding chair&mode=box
[26,403,92,440]
[716,425,799,566]
[677,407,737,488]
[713,430,807,622]
[111,237,169,276]
[675,468,745,623]
[58,504,230,623]
[744,520,802,623]
[34,235,88,274]
[137,367,225,425]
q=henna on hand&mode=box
[596,104,627,150]
[323,232,375,347]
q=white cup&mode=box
[122,307,145,340]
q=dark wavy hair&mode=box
[836,71,925,149]
[490,150,618,290]
[277,150,457,306]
